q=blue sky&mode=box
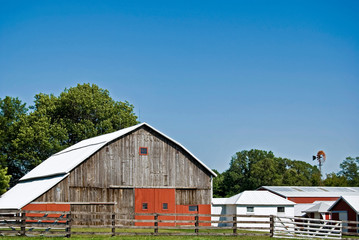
[1,0,358,175]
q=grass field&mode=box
[0,236,273,240]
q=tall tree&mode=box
[338,156,359,186]
[1,83,138,186]
[323,172,348,186]
[221,149,277,196]
[212,169,225,198]
[0,97,27,189]
[282,159,321,186]
[214,149,321,197]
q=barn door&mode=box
[338,211,348,232]
[134,188,175,226]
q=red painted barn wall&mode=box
[22,203,70,223]
[288,197,338,203]
[134,188,211,226]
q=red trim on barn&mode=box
[287,197,338,204]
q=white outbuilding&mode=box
[212,190,295,228]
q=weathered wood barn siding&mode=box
[32,125,212,219]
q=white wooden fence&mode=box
[272,216,342,239]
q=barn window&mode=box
[247,207,254,213]
[277,207,285,213]
[142,203,148,210]
[139,147,148,155]
[162,203,168,210]
[189,205,198,212]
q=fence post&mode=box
[270,215,274,237]
[233,214,237,235]
[154,214,158,235]
[112,212,116,237]
[66,212,72,238]
[20,210,26,236]
[195,214,199,234]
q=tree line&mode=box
[1,83,358,196]
[213,149,359,198]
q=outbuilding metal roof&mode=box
[303,201,335,213]
[259,186,359,198]
[0,122,216,209]
[212,191,295,206]
[294,203,314,217]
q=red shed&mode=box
[329,196,359,233]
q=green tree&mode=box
[212,169,225,198]
[282,159,321,186]
[323,172,348,186]
[339,157,359,186]
[0,97,28,165]
[217,149,321,197]
[249,157,283,187]
[0,167,11,194]
[0,97,26,188]
[1,83,138,186]
[222,149,277,196]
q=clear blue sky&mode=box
[1,0,358,175]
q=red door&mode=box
[135,188,175,226]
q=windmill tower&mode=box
[313,150,326,180]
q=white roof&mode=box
[0,123,216,209]
[213,191,295,206]
[259,186,359,198]
[329,196,359,213]
[294,203,315,217]
[21,122,216,181]
[212,198,228,205]
[304,201,335,213]
[0,174,68,209]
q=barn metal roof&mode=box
[0,174,68,209]
[21,122,216,181]
[259,186,359,198]
[329,196,359,213]
[212,191,295,206]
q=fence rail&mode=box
[0,210,70,237]
[0,211,358,238]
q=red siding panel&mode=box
[22,203,70,223]
[135,188,176,226]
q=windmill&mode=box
[313,150,326,179]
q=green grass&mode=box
[0,236,273,240]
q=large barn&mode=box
[0,123,216,224]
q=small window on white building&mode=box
[277,207,285,213]
[247,207,254,212]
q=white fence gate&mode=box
[272,216,342,239]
